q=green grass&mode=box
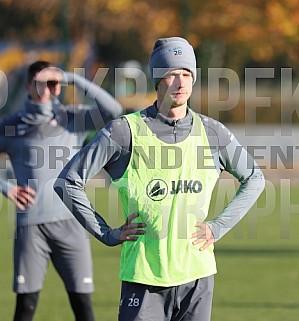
[0,182,299,321]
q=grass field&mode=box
[0,180,299,321]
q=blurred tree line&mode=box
[0,0,299,123]
[1,0,298,71]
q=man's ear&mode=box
[54,84,61,97]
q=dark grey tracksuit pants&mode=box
[118,275,214,321]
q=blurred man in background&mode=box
[0,60,135,321]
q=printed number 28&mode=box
[174,49,182,55]
[128,298,140,307]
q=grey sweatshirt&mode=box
[0,72,123,226]
[54,103,265,245]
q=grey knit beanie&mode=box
[149,37,197,89]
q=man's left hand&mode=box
[191,222,215,251]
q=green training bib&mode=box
[112,110,219,286]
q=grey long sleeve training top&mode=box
[54,103,265,246]
[0,72,123,227]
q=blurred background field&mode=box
[1,182,299,321]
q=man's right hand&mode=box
[119,213,146,242]
[7,186,36,210]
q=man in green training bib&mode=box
[55,37,265,321]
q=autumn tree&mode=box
[1,0,299,71]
